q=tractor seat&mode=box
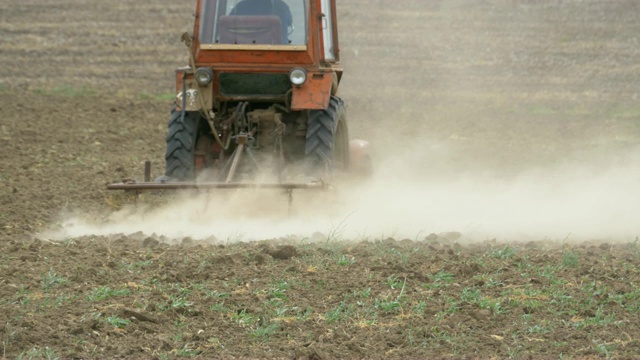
[218,16,283,45]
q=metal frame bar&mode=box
[107,182,326,191]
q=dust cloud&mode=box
[49,145,640,243]
[49,1,640,243]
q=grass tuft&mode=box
[40,270,68,290]
[86,286,131,301]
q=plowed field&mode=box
[2,1,640,359]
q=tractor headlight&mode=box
[289,68,307,86]
[195,67,213,86]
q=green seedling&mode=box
[105,316,130,329]
[86,287,131,301]
[40,270,68,290]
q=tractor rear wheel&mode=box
[165,106,200,180]
[305,96,349,179]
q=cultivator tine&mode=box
[202,189,212,213]
[144,161,151,182]
[287,188,294,215]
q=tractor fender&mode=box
[174,68,213,111]
[291,72,333,111]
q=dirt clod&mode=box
[269,245,297,260]
[142,237,159,248]
[121,309,159,324]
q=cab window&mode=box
[200,0,308,45]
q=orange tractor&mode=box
[109,0,370,196]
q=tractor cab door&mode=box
[319,0,337,61]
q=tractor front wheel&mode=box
[165,106,200,181]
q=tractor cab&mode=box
[183,0,342,112]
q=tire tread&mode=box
[165,107,199,180]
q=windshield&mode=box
[199,0,308,46]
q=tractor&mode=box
[109,0,370,196]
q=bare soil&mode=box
[1,0,640,359]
